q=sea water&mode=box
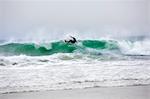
[0,38,150,94]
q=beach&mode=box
[0,85,149,99]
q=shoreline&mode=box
[0,85,150,99]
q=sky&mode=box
[0,0,150,40]
[147,1,150,22]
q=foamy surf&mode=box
[0,38,150,94]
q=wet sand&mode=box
[0,85,150,99]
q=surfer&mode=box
[64,36,77,44]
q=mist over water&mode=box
[0,0,150,40]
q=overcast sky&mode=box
[0,0,149,40]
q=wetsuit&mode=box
[64,36,77,44]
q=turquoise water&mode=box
[0,40,118,56]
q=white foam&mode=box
[118,39,150,55]
[0,53,150,93]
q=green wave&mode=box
[0,40,118,56]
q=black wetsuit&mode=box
[65,37,77,44]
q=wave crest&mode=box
[0,39,149,56]
[0,40,118,56]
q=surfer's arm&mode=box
[70,36,77,42]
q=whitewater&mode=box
[0,38,150,94]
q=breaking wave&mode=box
[0,40,118,56]
[0,39,150,56]
[0,38,150,94]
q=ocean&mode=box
[0,37,150,94]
